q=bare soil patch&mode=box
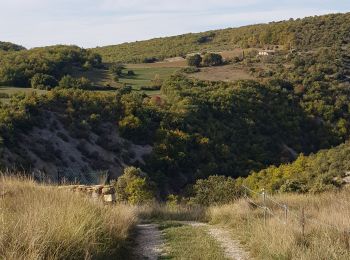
[191,65,254,82]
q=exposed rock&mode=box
[1,112,152,184]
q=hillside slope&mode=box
[94,12,350,63]
[242,141,350,193]
[0,89,154,183]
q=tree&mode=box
[58,75,93,90]
[31,73,58,90]
[187,54,202,67]
[109,64,125,76]
[202,53,223,66]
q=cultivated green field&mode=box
[120,67,179,89]
[72,65,180,94]
[0,66,180,100]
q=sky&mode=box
[1,0,350,48]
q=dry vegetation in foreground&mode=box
[208,187,350,260]
[137,203,206,222]
[0,176,137,260]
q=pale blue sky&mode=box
[1,0,349,48]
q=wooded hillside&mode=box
[94,12,350,63]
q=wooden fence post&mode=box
[262,189,266,226]
[301,208,305,237]
[284,205,288,225]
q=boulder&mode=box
[103,194,116,203]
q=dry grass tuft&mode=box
[208,187,350,259]
[0,176,137,260]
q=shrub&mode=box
[118,115,143,138]
[140,85,161,91]
[58,75,93,90]
[187,54,202,67]
[31,73,58,90]
[143,57,157,63]
[192,175,240,206]
[202,53,223,66]
[127,70,135,76]
[115,167,156,205]
[180,67,200,74]
[109,64,125,76]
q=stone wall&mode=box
[58,185,116,203]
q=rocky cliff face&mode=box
[2,111,152,184]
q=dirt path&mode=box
[187,222,250,260]
[134,224,165,259]
[134,222,249,260]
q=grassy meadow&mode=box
[120,67,179,91]
[208,187,350,260]
[0,176,137,259]
[65,65,180,94]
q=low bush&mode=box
[192,175,241,206]
[58,75,93,90]
[187,54,202,67]
[115,167,156,205]
[180,67,200,74]
[140,85,161,91]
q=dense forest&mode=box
[94,12,350,63]
[1,72,349,195]
[0,45,102,87]
[0,41,26,52]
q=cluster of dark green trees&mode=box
[0,45,102,88]
[241,141,350,194]
[187,53,223,67]
[0,41,26,52]
[94,12,350,63]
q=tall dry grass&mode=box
[0,176,137,260]
[137,203,206,222]
[208,187,350,259]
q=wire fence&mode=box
[241,185,350,250]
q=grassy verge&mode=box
[207,187,350,259]
[159,222,228,260]
[137,203,206,222]
[0,176,137,259]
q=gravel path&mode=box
[187,222,250,260]
[134,224,165,260]
[134,222,249,260]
